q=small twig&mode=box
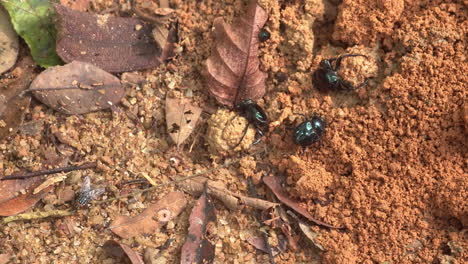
[96,149,266,205]
[96,161,231,204]
[1,162,97,181]
[2,209,75,224]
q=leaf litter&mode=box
[110,191,187,239]
[1,0,62,67]
[103,240,144,264]
[0,5,18,74]
[181,186,217,264]
[55,4,177,73]
[0,56,35,140]
[165,95,202,148]
[177,175,278,211]
[29,61,124,114]
[204,0,268,107]
[263,175,343,229]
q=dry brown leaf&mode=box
[0,184,52,216]
[181,188,216,264]
[0,56,35,140]
[177,176,278,211]
[165,96,202,147]
[55,4,176,73]
[287,210,325,251]
[246,236,285,256]
[103,240,144,264]
[0,164,51,217]
[0,6,19,74]
[204,0,268,107]
[29,61,124,115]
[33,174,67,194]
[110,191,187,238]
[263,176,343,229]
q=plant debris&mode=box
[165,96,202,148]
[181,187,216,264]
[287,210,325,251]
[110,191,187,238]
[1,0,62,67]
[0,182,52,216]
[1,162,96,181]
[0,56,35,140]
[103,240,144,264]
[0,5,18,74]
[55,4,175,73]
[177,176,278,211]
[246,235,285,257]
[204,0,268,107]
[2,209,73,224]
[29,61,124,114]
[263,175,342,229]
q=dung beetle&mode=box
[293,115,326,147]
[236,99,268,145]
[258,28,271,42]
[313,54,369,92]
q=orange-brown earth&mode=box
[0,0,466,263]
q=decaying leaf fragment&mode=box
[0,176,52,216]
[29,61,124,115]
[263,176,343,229]
[165,96,202,147]
[0,6,19,74]
[246,235,287,257]
[55,4,176,73]
[103,240,144,264]
[110,191,187,239]
[204,0,268,107]
[0,56,35,140]
[177,176,278,211]
[181,188,216,264]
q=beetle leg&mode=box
[252,129,264,145]
[232,122,251,149]
[339,78,369,90]
[334,54,368,72]
[354,78,370,89]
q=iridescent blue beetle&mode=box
[313,54,369,92]
[236,99,268,145]
[293,115,326,147]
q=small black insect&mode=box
[293,115,326,147]
[313,54,369,92]
[235,99,268,146]
[258,28,271,42]
[75,176,105,207]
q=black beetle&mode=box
[258,28,271,42]
[293,115,326,147]
[235,99,268,145]
[313,54,369,92]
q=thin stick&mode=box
[96,149,266,205]
[2,209,74,224]
[1,162,97,181]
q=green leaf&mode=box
[1,0,62,67]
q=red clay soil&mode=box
[270,0,467,263]
[0,0,466,263]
